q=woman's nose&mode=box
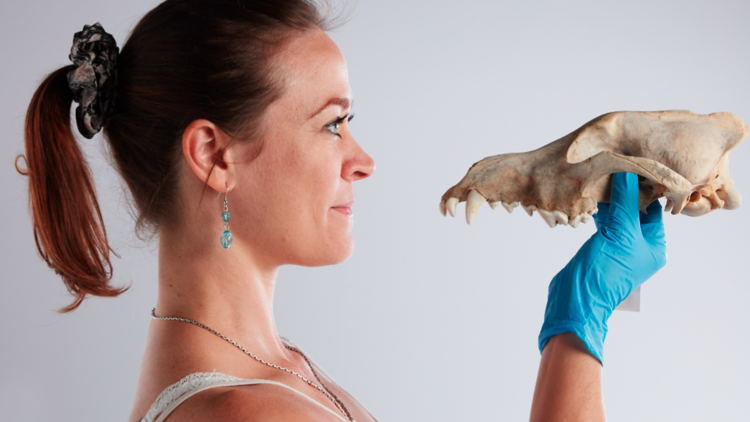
[343,138,375,182]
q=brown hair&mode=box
[17,0,335,312]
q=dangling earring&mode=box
[220,186,233,249]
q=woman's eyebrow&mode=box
[308,97,352,119]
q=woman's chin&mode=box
[300,237,354,267]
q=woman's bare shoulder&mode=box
[130,327,350,422]
[165,383,341,422]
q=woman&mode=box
[19,0,665,420]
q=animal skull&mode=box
[439,110,748,228]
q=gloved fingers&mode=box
[640,199,666,244]
[639,199,664,225]
[593,202,610,232]
[641,221,666,248]
[605,172,641,235]
[641,222,667,251]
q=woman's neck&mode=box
[154,224,288,359]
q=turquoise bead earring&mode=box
[220,187,233,249]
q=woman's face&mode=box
[234,30,374,268]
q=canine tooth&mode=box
[502,201,519,213]
[440,200,447,217]
[447,197,459,217]
[569,214,582,228]
[522,204,537,216]
[664,198,674,213]
[489,201,500,210]
[537,209,558,228]
[465,190,486,225]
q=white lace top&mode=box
[138,371,349,422]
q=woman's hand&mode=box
[539,172,667,363]
[530,172,667,422]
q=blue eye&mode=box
[325,114,353,138]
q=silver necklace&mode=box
[151,309,354,422]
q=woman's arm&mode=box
[529,172,667,421]
[530,333,605,422]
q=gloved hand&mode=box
[538,172,667,364]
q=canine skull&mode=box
[440,110,748,228]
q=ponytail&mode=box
[17,67,126,313]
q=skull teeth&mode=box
[501,201,519,213]
[446,197,459,218]
[522,204,537,216]
[489,201,519,213]
[444,195,597,229]
[465,190,486,225]
[538,209,569,228]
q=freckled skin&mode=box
[130,30,376,422]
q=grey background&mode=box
[2,0,748,420]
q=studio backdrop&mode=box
[1,0,748,420]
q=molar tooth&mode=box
[569,214,582,228]
[537,209,558,228]
[489,201,500,210]
[439,200,447,217]
[465,190,487,225]
[580,213,591,224]
[446,197,459,217]
[553,210,569,226]
[501,201,519,214]
[522,204,537,217]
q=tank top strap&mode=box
[139,372,348,422]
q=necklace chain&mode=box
[151,309,354,422]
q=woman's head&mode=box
[19,0,371,311]
[109,0,335,231]
[190,29,374,269]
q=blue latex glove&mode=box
[538,172,667,364]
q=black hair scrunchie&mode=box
[67,22,119,139]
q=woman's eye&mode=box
[325,121,341,136]
[325,114,350,138]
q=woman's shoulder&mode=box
[128,324,271,421]
[131,329,352,422]
[170,376,345,422]
[138,371,346,422]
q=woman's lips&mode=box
[332,201,354,216]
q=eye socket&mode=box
[325,113,352,138]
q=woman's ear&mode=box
[182,119,236,193]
